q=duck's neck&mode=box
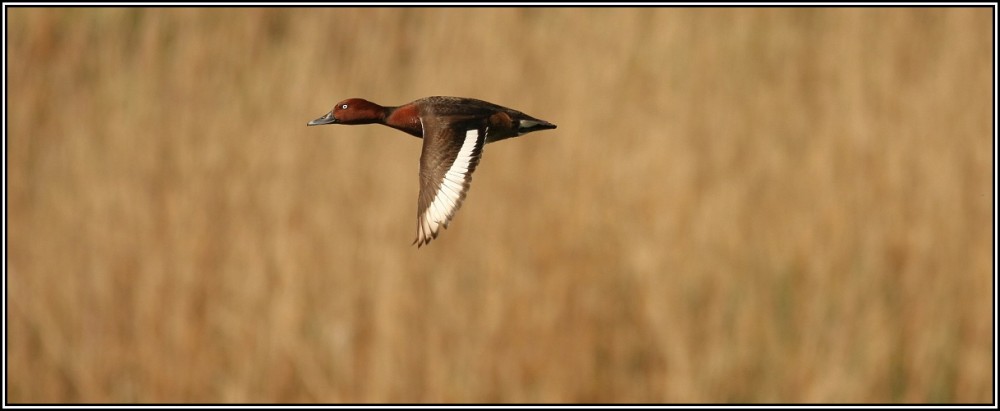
[383,104,424,138]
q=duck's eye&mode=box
[342,104,349,110]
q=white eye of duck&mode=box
[342,104,348,109]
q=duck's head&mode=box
[308,98,386,126]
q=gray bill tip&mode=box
[307,113,337,126]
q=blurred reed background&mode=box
[6,7,993,403]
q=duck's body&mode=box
[308,96,556,247]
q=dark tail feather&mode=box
[518,119,557,134]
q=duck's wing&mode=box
[413,119,488,247]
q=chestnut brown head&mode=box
[307,98,386,126]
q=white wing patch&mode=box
[415,128,482,246]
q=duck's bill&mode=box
[307,112,337,126]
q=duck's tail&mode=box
[517,118,557,135]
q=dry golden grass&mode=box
[5,7,993,403]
